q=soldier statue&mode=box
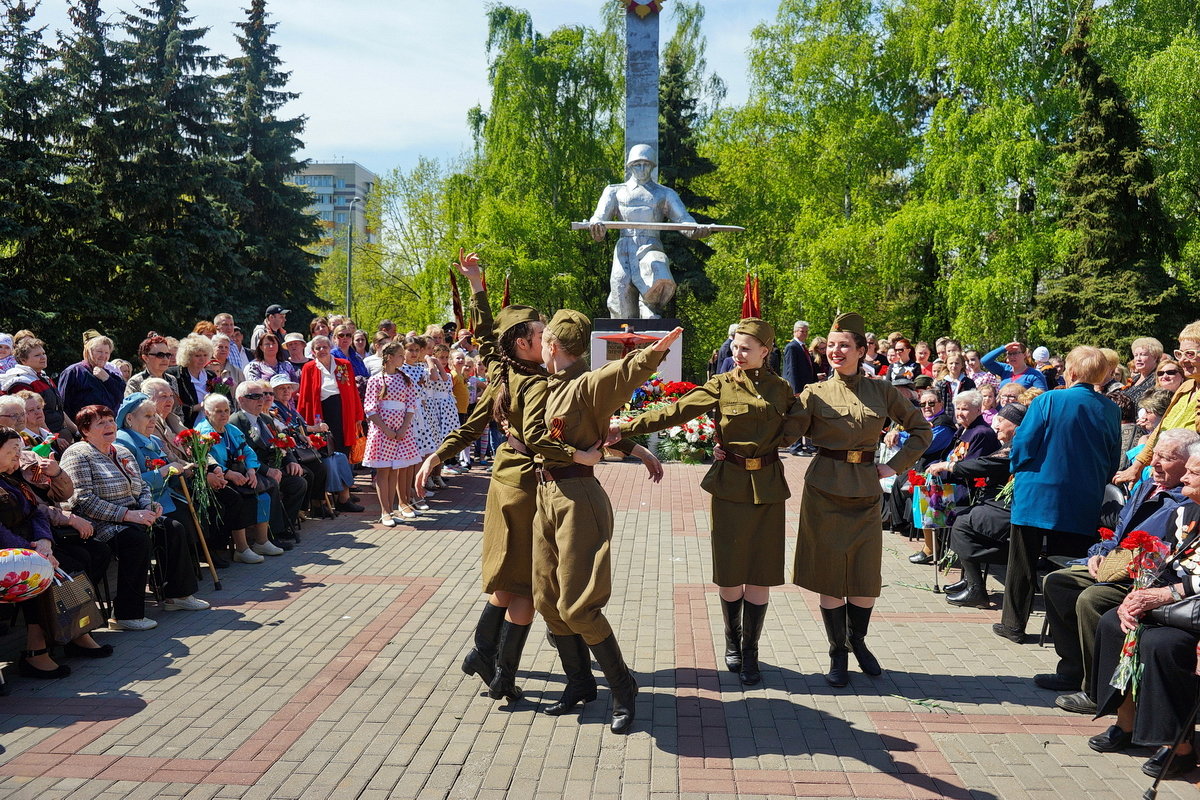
[588,144,711,319]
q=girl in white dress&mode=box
[399,335,434,510]
[427,344,461,489]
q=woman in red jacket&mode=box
[297,336,365,457]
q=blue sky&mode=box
[32,1,778,176]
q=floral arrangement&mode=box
[655,414,716,464]
[176,428,221,521]
[1109,529,1172,700]
[270,434,297,468]
[144,457,178,505]
[205,373,235,398]
[627,373,697,411]
[307,433,328,450]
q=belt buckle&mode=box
[846,450,864,464]
[744,457,762,471]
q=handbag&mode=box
[349,435,367,465]
[38,569,103,644]
[1096,549,1135,584]
[1147,596,1200,634]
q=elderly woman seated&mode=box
[0,428,113,678]
[926,402,1028,607]
[1088,441,1200,780]
[15,390,65,456]
[125,334,181,400]
[229,380,306,543]
[60,406,205,631]
[196,393,283,564]
[58,335,126,423]
[115,394,208,610]
[167,334,219,426]
[2,337,77,440]
[211,334,245,386]
[268,374,361,514]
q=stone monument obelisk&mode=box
[624,1,660,163]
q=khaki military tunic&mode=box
[434,292,574,597]
[621,367,804,586]
[531,346,667,645]
[789,371,931,597]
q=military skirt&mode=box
[480,479,536,597]
[793,483,883,597]
[710,498,785,586]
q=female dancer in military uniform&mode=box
[532,312,680,733]
[791,313,932,687]
[611,318,802,686]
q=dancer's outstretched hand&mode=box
[652,327,684,352]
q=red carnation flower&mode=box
[973,478,987,488]
[1099,527,1116,541]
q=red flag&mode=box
[752,276,762,317]
[741,273,753,318]
[449,268,465,330]
[501,274,511,308]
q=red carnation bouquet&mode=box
[307,433,328,451]
[270,434,297,468]
[1110,529,1172,700]
[175,428,220,521]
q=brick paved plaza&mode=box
[0,456,1195,799]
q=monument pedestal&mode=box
[590,318,682,382]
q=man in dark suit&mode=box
[782,320,815,454]
[230,380,307,543]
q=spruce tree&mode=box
[0,0,78,358]
[1039,16,1184,350]
[223,0,321,323]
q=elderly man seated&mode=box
[1035,427,1200,714]
[229,380,307,545]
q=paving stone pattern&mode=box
[0,456,1196,799]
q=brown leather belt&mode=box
[506,434,529,455]
[817,447,875,464]
[714,447,780,472]
[536,464,595,483]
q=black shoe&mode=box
[335,500,364,513]
[819,605,850,687]
[461,603,505,688]
[846,603,882,677]
[991,623,1025,644]
[739,600,768,686]
[946,586,989,608]
[64,641,114,659]
[18,649,70,680]
[1088,724,1132,753]
[1143,745,1198,779]
[1055,691,1097,715]
[1033,673,1079,692]
[908,551,934,565]
[942,579,968,594]
[544,634,598,715]
[589,635,638,734]
[488,621,530,701]
[720,598,743,673]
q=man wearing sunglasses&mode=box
[1115,322,1200,487]
[230,380,308,547]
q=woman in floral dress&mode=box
[363,342,420,524]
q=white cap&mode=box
[269,373,298,388]
[1032,346,1050,363]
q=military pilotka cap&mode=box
[735,318,775,349]
[830,312,866,337]
[495,305,541,336]
[546,309,592,354]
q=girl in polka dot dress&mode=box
[363,341,420,523]
[400,335,435,509]
[426,344,461,488]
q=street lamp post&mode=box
[346,196,363,318]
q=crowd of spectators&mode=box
[0,305,494,683]
[771,320,1200,780]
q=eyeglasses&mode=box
[918,401,939,407]
[243,393,265,400]
[1175,350,1199,360]
[147,352,171,359]
[1158,369,1180,377]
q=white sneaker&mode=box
[234,548,265,564]
[251,541,285,557]
[109,617,157,631]
[163,596,210,612]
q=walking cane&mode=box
[1143,687,1200,799]
[178,476,222,591]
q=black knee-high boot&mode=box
[461,602,506,688]
[589,635,638,734]
[739,600,768,686]
[488,621,531,701]
[820,605,850,688]
[720,597,743,673]
[846,603,882,676]
[544,633,598,715]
